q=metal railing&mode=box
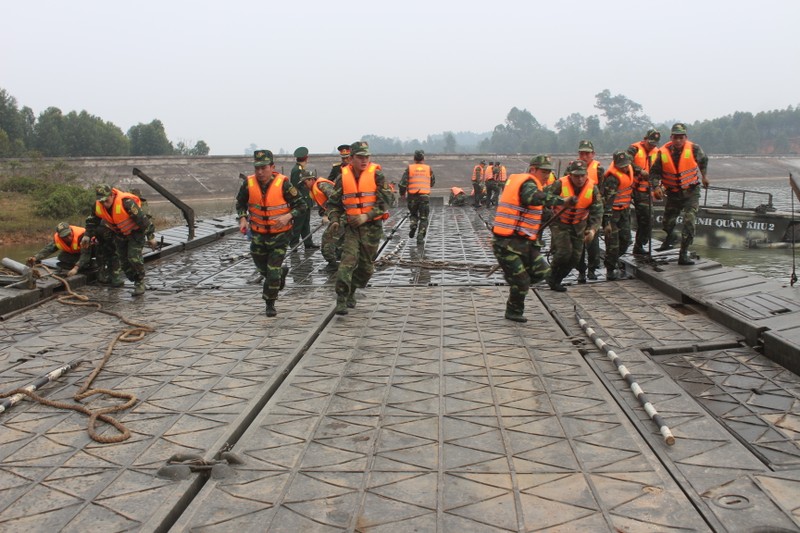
[701,185,774,212]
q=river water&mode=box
[3,181,798,283]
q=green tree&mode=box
[32,107,67,156]
[594,89,651,132]
[128,119,174,155]
[0,89,29,156]
[443,132,456,153]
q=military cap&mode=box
[645,128,661,143]
[480,160,486,165]
[414,149,425,161]
[350,141,371,156]
[253,149,274,167]
[56,221,72,238]
[612,150,632,168]
[529,154,554,170]
[95,184,113,201]
[299,169,316,181]
[337,144,351,157]
[578,140,595,153]
[293,146,309,158]
[671,123,688,135]
[566,160,587,176]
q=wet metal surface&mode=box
[0,204,799,532]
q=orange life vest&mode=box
[246,173,293,234]
[485,164,495,181]
[310,177,335,208]
[498,165,507,182]
[492,174,543,240]
[605,164,634,211]
[94,190,142,236]
[586,160,600,186]
[53,225,86,254]
[472,165,484,182]
[631,141,658,192]
[451,187,465,196]
[658,141,700,192]
[557,176,595,224]
[341,163,389,220]
[407,164,432,194]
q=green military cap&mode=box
[350,141,370,156]
[95,184,112,201]
[529,154,553,170]
[299,169,316,181]
[566,159,587,175]
[414,149,424,160]
[578,140,595,153]
[253,149,274,167]
[479,160,486,165]
[671,123,688,135]
[645,128,661,143]
[337,144,351,157]
[613,150,632,168]
[56,221,72,238]
[293,146,309,158]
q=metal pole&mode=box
[0,358,84,414]
[574,306,676,446]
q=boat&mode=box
[648,182,800,249]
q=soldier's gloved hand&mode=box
[147,238,158,251]
[26,256,37,267]
[652,187,664,200]
[603,224,612,239]
[67,266,79,277]
[348,214,369,228]
[564,195,578,207]
[583,228,596,244]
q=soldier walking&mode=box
[236,149,307,316]
[626,129,661,255]
[602,151,635,280]
[399,150,435,244]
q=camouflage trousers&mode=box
[662,185,700,248]
[632,191,653,251]
[449,193,466,206]
[549,220,587,283]
[472,182,484,207]
[407,194,431,237]
[321,220,344,264]
[484,180,501,207]
[576,228,602,274]
[115,231,146,283]
[493,236,550,315]
[290,206,313,248]
[604,208,632,271]
[335,222,383,299]
[250,231,290,301]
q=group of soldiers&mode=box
[484,122,709,322]
[28,185,158,296]
[467,160,508,208]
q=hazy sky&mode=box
[3,0,799,155]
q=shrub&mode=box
[34,184,95,218]
[0,175,42,194]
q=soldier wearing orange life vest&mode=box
[471,160,486,207]
[602,151,636,280]
[544,160,603,292]
[399,150,435,244]
[86,184,156,296]
[649,123,709,265]
[449,187,467,206]
[326,141,394,315]
[626,128,661,255]
[236,149,307,317]
[492,155,571,322]
[575,140,605,283]
[300,170,342,271]
[27,222,93,277]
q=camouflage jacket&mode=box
[326,166,394,226]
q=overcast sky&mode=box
[3,0,799,156]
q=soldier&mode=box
[448,187,467,206]
[289,146,318,250]
[326,141,393,315]
[399,150,435,244]
[626,129,661,255]
[650,123,710,265]
[301,169,342,271]
[471,160,486,207]
[602,151,635,280]
[236,149,307,316]
[492,155,571,322]
[87,184,157,296]
[485,161,501,207]
[27,222,93,277]
[328,144,351,181]
[545,160,603,292]
[575,140,605,282]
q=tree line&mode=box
[0,87,209,158]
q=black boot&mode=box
[678,244,695,265]
[265,300,277,317]
[656,234,675,251]
[408,226,416,238]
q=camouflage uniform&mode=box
[30,223,93,272]
[602,152,635,278]
[649,123,709,263]
[399,151,436,243]
[303,172,343,268]
[626,129,661,254]
[545,161,603,291]
[484,163,501,207]
[326,141,394,314]
[236,158,307,307]
[492,155,566,321]
[472,162,486,207]
[289,147,316,249]
[575,145,605,281]
[449,188,467,206]
[86,185,154,294]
